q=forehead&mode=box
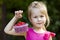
[31,8,45,16]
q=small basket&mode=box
[14,22,28,33]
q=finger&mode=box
[19,10,23,14]
[15,11,19,15]
[15,11,18,13]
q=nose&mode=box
[38,18,41,21]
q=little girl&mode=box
[4,1,56,40]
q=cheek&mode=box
[31,18,37,23]
[43,17,46,24]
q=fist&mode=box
[15,10,23,19]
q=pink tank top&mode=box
[26,28,56,40]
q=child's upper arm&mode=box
[47,31,56,40]
[49,36,52,40]
[4,21,28,36]
[4,28,26,36]
[44,31,56,40]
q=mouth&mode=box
[37,23,42,24]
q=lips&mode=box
[37,22,44,25]
[37,22,43,24]
[37,23,42,24]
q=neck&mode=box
[32,27,45,33]
[33,25,45,30]
[32,26,46,33]
[32,27,43,31]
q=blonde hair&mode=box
[28,1,50,30]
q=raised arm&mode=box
[4,10,26,36]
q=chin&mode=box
[33,23,44,27]
[35,26,41,29]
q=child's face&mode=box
[30,8,46,28]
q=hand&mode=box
[15,10,23,19]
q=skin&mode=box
[29,8,46,33]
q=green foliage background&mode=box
[0,0,60,40]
